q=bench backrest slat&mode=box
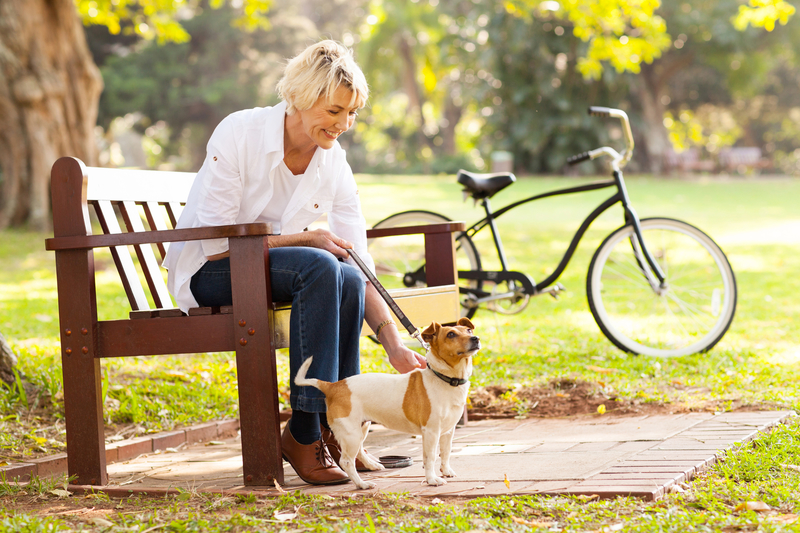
[94,200,152,311]
[86,167,195,203]
[143,201,170,259]
[80,167,197,312]
[119,201,174,309]
[166,202,184,228]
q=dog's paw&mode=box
[362,458,385,471]
[441,466,457,477]
[355,480,377,490]
[425,476,447,486]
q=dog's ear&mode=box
[457,317,475,330]
[421,322,440,343]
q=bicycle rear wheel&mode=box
[587,217,736,357]
[369,210,481,319]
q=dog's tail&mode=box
[294,357,328,392]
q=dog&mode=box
[294,317,480,489]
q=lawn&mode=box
[1,173,799,531]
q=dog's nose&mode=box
[471,336,480,342]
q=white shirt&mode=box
[163,101,375,312]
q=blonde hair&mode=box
[277,40,369,115]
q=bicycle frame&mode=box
[459,167,666,298]
[402,106,668,306]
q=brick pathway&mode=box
[3,411,793,501]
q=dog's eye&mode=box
[447,331,456,338]
[467,329,472,334]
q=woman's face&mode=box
[296,86,360,150]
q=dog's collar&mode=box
[430,367,469,387]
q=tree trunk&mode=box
[0,0,103,231]
[0,331,18,386]
[633,64,671,174]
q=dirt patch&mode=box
[468,379,789,420]
[468,379,667,419]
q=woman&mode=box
[163,40,426,485]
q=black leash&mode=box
[346,248,430,351]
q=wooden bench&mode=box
[45,157,464,487]
[663,148,715,174]
[718,147,771,175]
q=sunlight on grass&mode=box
[0,177,798,447]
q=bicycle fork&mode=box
[614,169,668,293]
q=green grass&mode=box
[1,174,799,530]
[2,420,800,531]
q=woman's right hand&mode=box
[302,229,353,259]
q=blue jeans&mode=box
[190,247,365,413]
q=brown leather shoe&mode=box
[322,427,380,472]
[281,422,349,485]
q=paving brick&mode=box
[216,420,240,439]
[109,436,153,462]
[591,472,686,482]
[606,466,696,474]
[151,431,186,451]
[184,422,218,444]
[0,462,36,482]
[29,453,68,478]
[567,442,623,452]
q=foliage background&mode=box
[87,0,800,176]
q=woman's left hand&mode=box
[386,343,427,374]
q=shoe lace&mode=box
[315,440,337,468]
[321,430,341,455]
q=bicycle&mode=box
[368,107,737,358]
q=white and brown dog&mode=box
[295,317,480,489]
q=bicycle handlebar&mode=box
[566,106,635,170]
[566,151,592,165]
[588,106,613,117]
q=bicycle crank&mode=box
[538,282,566,300]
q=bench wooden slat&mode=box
[143,201,169,259]
[98,314,235,357]
[86,167,195,203]
[120,201,174,309]
[187,306,233,316]
[130,308,185,319]
[94,200,151,311]
[167,202,184,227]
[45,222,274,251]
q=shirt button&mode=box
[314,203,319,209]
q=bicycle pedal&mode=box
[541,283,566,299]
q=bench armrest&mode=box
[367,222,465,239]
[45,223,275,251]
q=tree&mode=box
[94,0,363,171]
[634,0,796,172]
[0,0,103,231]
[0,331,18,387]
[0,0,270,231]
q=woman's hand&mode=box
[386,342,428,374]
[303,229,352,259]
[267,229,353,259]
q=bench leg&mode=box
[229,237,283,486]
[56,251,107,486]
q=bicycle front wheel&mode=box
[587,217,737,357]
[370,210,481,319]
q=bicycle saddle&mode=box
[457,170,516,199]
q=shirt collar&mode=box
[263,100,288,156]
